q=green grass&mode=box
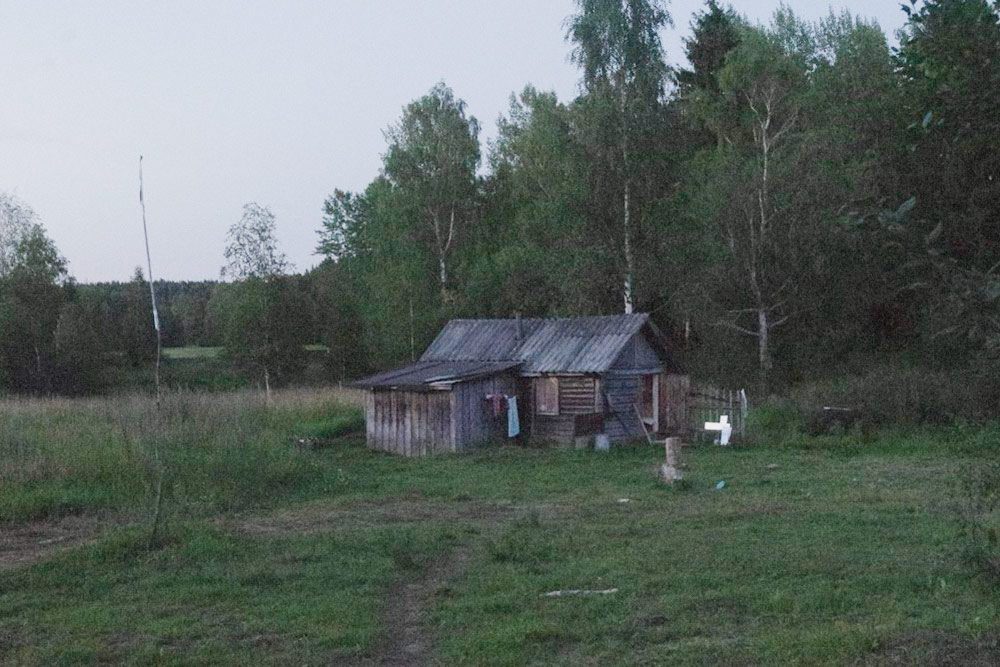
[1,393,998,665]
[116,346,334,392]
[0,388,363,522]
[161,347,224,360]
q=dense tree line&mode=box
[314,0,1000,393]
[2,0,997,398]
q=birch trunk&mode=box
[438,254,448,301]
[757,308,772,397]
[623,180,634,314]
[621,85,634,315]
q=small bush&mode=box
[788,365,1000,426]
[746,400,807,447]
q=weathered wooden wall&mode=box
[601,374,643,441]
[366,389,453,456]
[526,375,599,443]
[611,334,662,371]
[518,377,534,437]
[449,374,518,452]
[365,372,519,456]
[531,414,577,442]
[559,376,597,414]
[365,371,690,453]
[660,373,691,436]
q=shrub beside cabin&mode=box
[352,313,688,456]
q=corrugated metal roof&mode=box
[420,313,655,373]
[350,360,521,391]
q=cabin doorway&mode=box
[640,374,659,433]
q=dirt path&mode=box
[223,497,553,666]
[376,544,472,667]
[224,497,567,536]
[0,514,113,573]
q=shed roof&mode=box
[421,313,665,374]
[351,360,521,392]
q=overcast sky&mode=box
[0,1,909,283]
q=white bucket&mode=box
[594,434,610,451]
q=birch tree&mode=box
[567,0,671,313]
[0,194,68,393]
[383,83,479,303]
[219,203,303,399]
[684,16,876,393]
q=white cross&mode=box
[704,414,732,446]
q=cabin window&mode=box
[536,377,559,415]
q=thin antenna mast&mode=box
[139,155,162,404]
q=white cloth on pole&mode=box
[507,396,520,437]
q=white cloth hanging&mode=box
[506,395,520,438]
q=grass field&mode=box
[1,390,998,665]
[161,346,224,360]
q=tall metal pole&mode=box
[139,155,162,405]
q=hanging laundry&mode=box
[485,393,504,417]
[507,395,520,438]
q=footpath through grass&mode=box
[1,391,998,665]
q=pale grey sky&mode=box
[0,1,908,282]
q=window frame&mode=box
[535,376,559,416]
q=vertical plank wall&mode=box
[449,374,518,452]
[365,371,518,456]
[602,374,643,440]
[366,389,452,456]
[659,373,691,435]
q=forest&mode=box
[1,0,998,415]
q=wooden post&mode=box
[660,437,683,484]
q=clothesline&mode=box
[484,393,519,437]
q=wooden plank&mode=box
[375,393,385,451]
[418,392,427,456]
[449,389,458,452]
[395,392,404,456]
[386,392,393,454]
[440,391,451,452]
[558,376,596,415]
[405,392,413,457]
[439,391,448,452]
[377,392,386,452]
[432,392,442,452]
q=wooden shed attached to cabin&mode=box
[352,360,521,456]
[352,313,687,456]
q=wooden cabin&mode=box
[352,313,687,456]
[352,361,521,456]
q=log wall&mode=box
[558,376,597,414]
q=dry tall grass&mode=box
[0,386,364,523]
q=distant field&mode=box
[1,392,998,665]
[162,345,329,360]
[161,346,223,359]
